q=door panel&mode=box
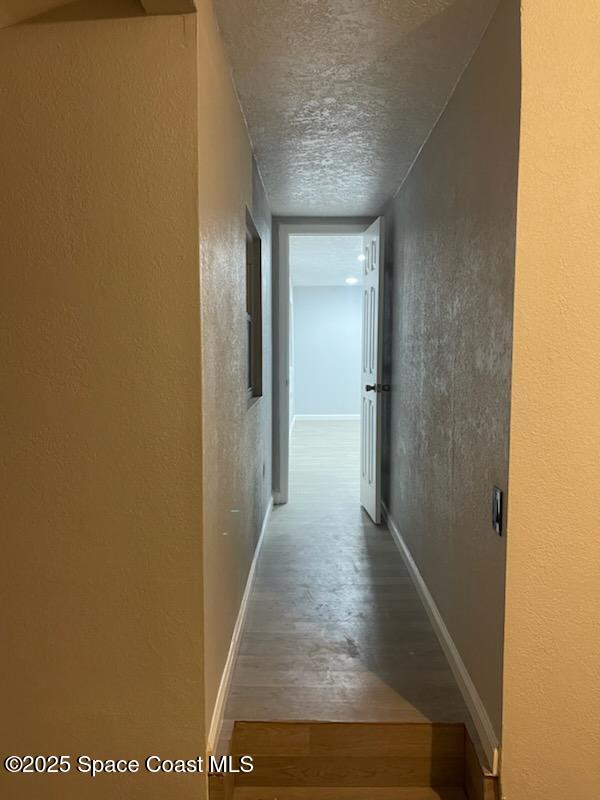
[360,217,384,523]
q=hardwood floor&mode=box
[220,419,468,753]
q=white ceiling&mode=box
[290,234,365,286]
[214,0,499,216]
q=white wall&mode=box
[293,286,362,416]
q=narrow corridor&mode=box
[220,419,467,753]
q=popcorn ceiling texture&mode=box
[215,0,499,215]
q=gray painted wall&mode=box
[381,0,520,739]
[293,286,361,416]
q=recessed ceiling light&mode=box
[345,277,359,286]
[357,254,366,262]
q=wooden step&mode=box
[231,722,464,789]
[233,788,467,799]
[208,721,498,800]
[238,756,463,788]
[232,722,465,759]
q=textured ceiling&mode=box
[290,234,364,286]
[214,0,499,216]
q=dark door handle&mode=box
[365,383,391,393]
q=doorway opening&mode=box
[288,231,364,510]
[274,220,383,521]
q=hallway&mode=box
[220,419,467,753]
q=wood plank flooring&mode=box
[220,420,468,754]
[225,721,467,800]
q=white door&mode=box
[360,217,384,523]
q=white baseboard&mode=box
[293,414,360,420]
[381,502,500,775]
[206,496,273,756]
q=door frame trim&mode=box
[273,219,372,504]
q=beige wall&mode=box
[382,0,520,748]
[501,3,600,798]
[196,0,273,742]
[0,4,206,798]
